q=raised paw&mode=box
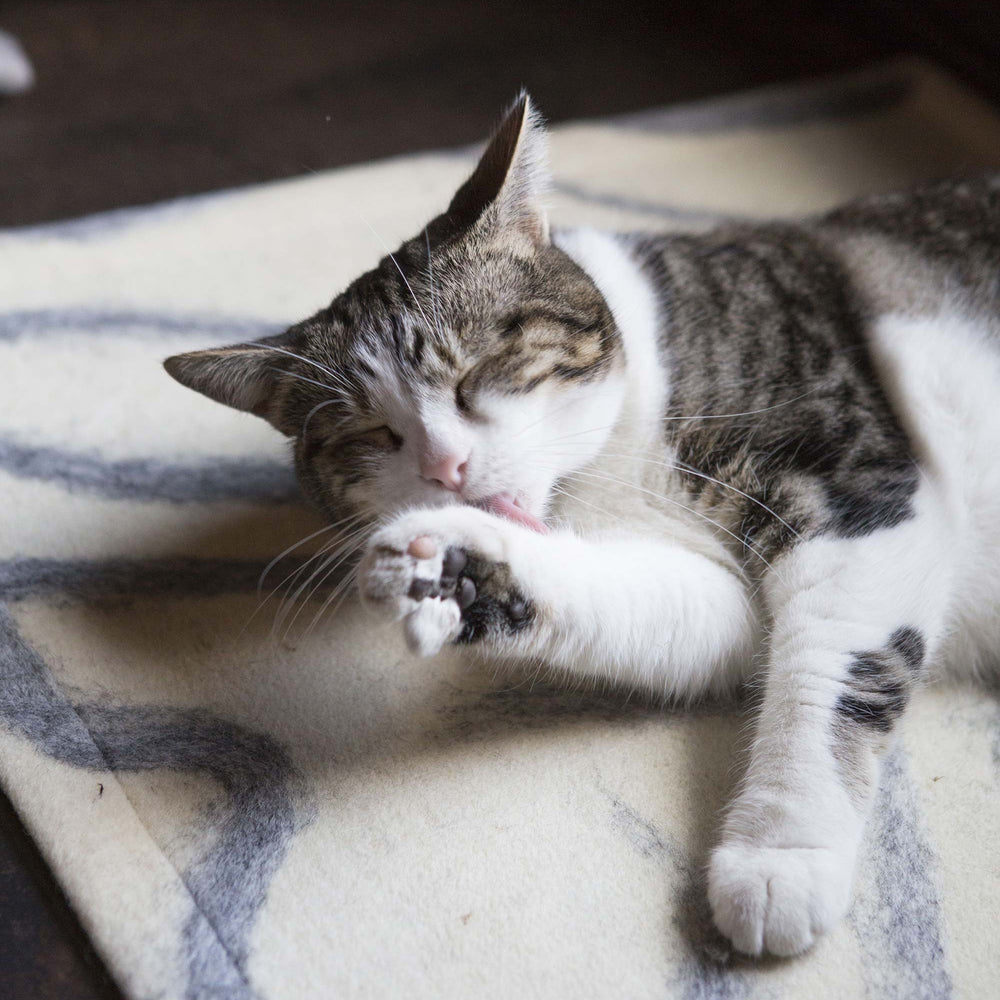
[358,507,533,656]
[708,841,854,956]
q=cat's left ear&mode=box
[163,333,299,436]
[445,91,550,247]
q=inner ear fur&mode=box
[444,91,550,246]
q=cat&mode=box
[164,93,1000,957]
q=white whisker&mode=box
[534,444,801,541]
[424,228,443,338]
[559,466,774,570]
[359,212,436,336]
[243,341,353,393]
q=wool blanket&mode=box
[2,59,1000,999]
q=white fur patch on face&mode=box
[554,227,665,445]
[362,356,625,523]
[471,377,624,516]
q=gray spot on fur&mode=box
[836,626,925,734]
[0,436,298,503]
[0,604,310,999]
[852,748,952,1000]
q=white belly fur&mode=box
[871,309,1000,678]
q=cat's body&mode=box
[165,96,1000,957]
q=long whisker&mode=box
[302,558,365,638]
[241,342,353,393]
[296,525,370,612]
[510,385,624,442]
[274,368,346,397]
[243,514,370,632]
[424,228,443,338]
[275,522,373,639]
[559,465,773,570]
[302,398,349,437]
[670,456,801,540]
[257,520,351,595]
[287,534,370,641]
[659,388,823,422]
[535,444,801,541]
[548,482,627,526]
[359,212,436,335]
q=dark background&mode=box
[8,0,1000,229]
[1,2,996,997]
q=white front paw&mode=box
[708,842,854,956]
[358,506,511,657]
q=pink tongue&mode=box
[479,493,549,534]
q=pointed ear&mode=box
[445,91,550,246]
[163,333,297,435]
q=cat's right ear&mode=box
[444,91,550,247]
[163,335,297,435]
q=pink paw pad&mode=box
[407,536,437,560]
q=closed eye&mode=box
[307,424,402,458]
[354,425,403,450]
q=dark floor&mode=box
[1,0,898,228]
[0,1,992,998]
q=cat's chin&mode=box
[474,493,549,534]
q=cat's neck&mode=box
[553,227,666,446]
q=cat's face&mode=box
[165,95,624,532]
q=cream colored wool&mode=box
[2,59,1000,1000]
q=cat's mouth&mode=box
[474,492,549,534]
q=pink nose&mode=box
[421,453,467,492]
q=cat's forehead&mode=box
[295,226,617,413]
[323,239,536,354]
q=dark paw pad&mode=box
[407,545,478,609]
[403,544,532,643]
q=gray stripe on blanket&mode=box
[611,67,910,135]
[0,436,299,503]
[552,182,743,225]
[852,747,952,999]
[0,308,284,342]
[601,787,751,999]
[0,603,309,1000]
[0,557,279,603]
[4,186,244,243]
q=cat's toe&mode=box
[358,533,445,621]
[708,842,852,956]
[358,522,478,653]
[403,597,462,656]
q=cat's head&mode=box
[165,94,625,532]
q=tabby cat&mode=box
[165,94,1000,956]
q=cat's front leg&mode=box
[708,487,952,956]
[359,505,757,698]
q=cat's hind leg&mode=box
[708,482,953,955]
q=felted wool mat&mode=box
[2,59,1000,1000]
